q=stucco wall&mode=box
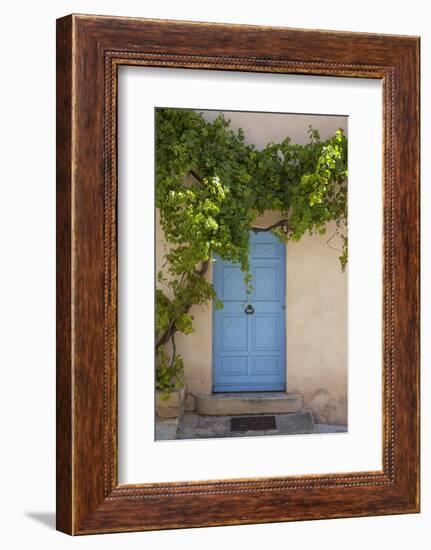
[156,110,348,425]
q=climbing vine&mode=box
[155,108,348,396]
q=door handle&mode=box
[244,304,255,315]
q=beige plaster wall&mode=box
[156,110,348,425]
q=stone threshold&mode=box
[195,391,303,416]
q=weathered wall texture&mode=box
[156,110,348,425]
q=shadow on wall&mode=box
[307,389,347,425]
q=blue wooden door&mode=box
[213,231,286,392]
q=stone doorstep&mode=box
[195,392,303,416]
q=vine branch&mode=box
[155,260,210,350]
[251,219,289,233]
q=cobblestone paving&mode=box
[155,410,347,440]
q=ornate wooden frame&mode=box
[56,14,420,535]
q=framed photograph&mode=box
[56,14,420,534]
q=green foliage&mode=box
[155,348,184,400]
[156,109,258,276]
[339,235,348,272]
[155,108,348,397]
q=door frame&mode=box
[211,233,287,393]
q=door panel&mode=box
[220,315,247,351]
[213,231,286,392]
[253,265,279,300]
[221,266,247,301]
[252,356,280,374]
[220,356,248,376]
[252,314,279,350]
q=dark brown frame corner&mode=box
[56,14,420,535]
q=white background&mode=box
[119,68,382,483]
[0,1,428,548]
